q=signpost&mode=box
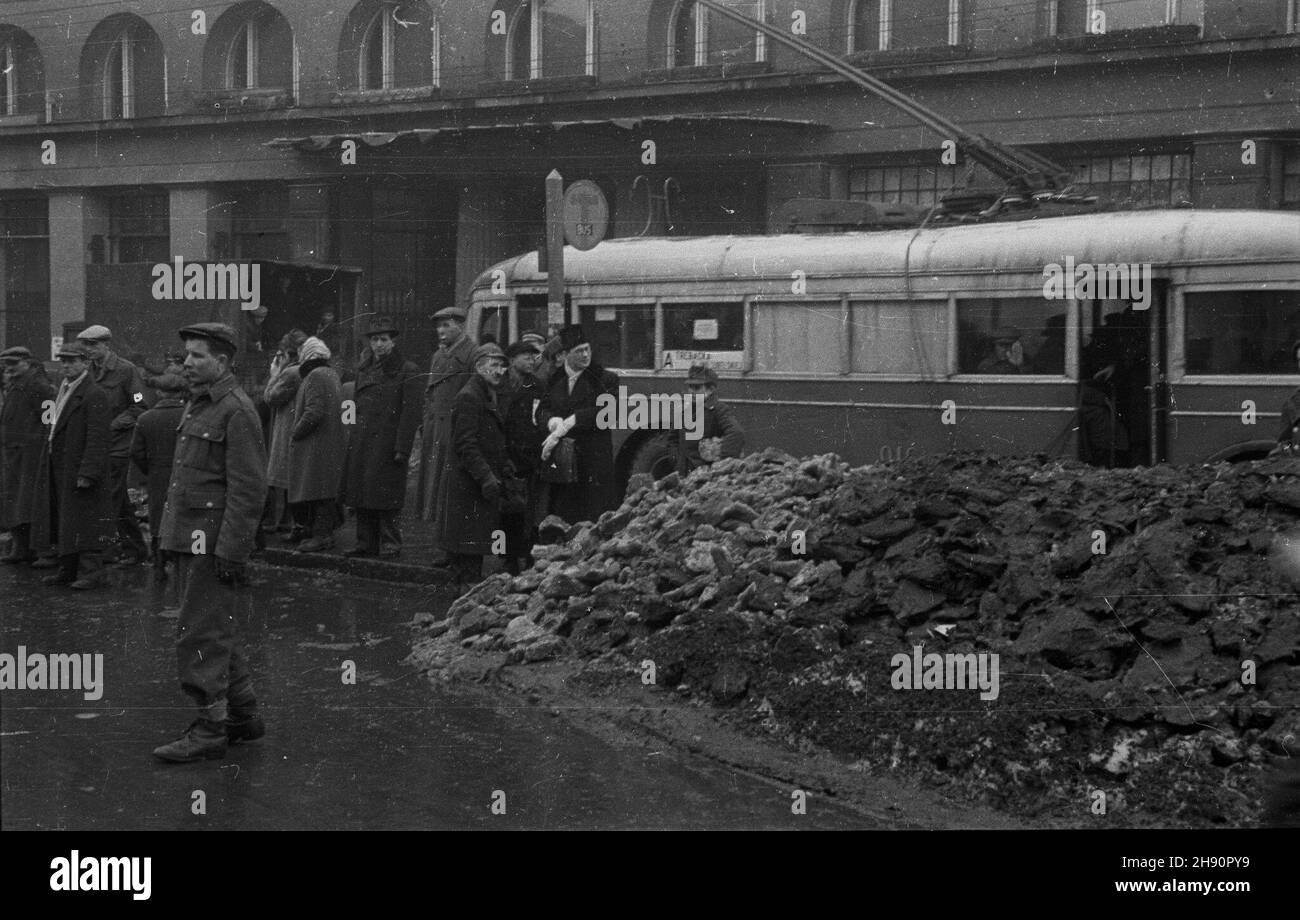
[543,171,611,331]
[545,170,566,329]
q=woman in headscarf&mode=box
[288,336,346,553]
[264,329,307,540]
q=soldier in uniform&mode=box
[153,323,268,763]
[75,325,148,565]
[416,307,476,559]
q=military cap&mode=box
[56,342,93,359]
[556,324,589,352]
[472,343,507,365]
[76,324,112,342]
[0,346,33,363]
[505,340,541,360]
[991,325,1022,345]
[685,363,719,386]
[432,306,467,322]
[365,316,400,337]
[178,322,239,353]
[520,332,547,349]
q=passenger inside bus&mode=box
[977,326,1034,374]
[1080,306,1149,467]
[957,301,1065,376]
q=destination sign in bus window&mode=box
[958,297,1067,376]
[1185,290,1300,375]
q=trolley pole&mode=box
[545,169,566,331]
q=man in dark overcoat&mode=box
[437,344,510,585]
[76,324,148,565]
[499,339,543,573]
[35,342,114,589]
[1,347,54,564]
[416,307,476,553]
[129,372,188,575]
[538,325,620,527]
[341,317,423,558]
[154,323,267,763]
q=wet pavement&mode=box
[1,561,871,829]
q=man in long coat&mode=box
[289,337,346,553]
[33,342,114,589]
[76,324,148,565]
[499,340,544,573]
[154,323,267,763]
[437,344,510,585]
[129,372,187,575]
[416,307,475,551]
[539,325,620,527]
[341,317,423,558]
[1,347,54,564]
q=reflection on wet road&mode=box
[2,563,869,829]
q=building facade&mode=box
[0,0,1296,372]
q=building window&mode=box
[498,1,594,80]
[108,193,169,264]
[80,15,165,120]
[1,40,15,116]
[1070,152,1192,207]
[507,2,535,79]
[850,1,961,50]
[849,163,961,207]
[205,2,294,94]
[341,2,438,91]
[1,197,51,352]
[1051,0,1203,36]
[668,0,766,68]
[232,186,290,261]
[848,0,882,52]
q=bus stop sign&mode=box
[563,181,609,251]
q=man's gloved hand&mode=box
[215,556,249,587]
[547,417,564,434]
[482,478,502,503]
[541,432,561,461]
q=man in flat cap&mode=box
[438,343,511,584]
[673,363,747,477]
[977,325,1033,374]
[538,324,620,527]
[76,324,149,566]
[154,323,268,763]
[341,317,423,558]
[33,342,114,589]
[1,347,54,564]
[499,339,545,573]
[416,306,476,558]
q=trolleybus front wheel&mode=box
[627,432,678,484]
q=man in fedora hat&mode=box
[33,342,114,589]
[417,306,476,559]
[341,316,423,558]
[75,324,149,566]
[153,323,267,763]
[538,324,620,527]
[438,342,511,584]
[977,325,1033,374]
[674,363,747,477]
[1,346,54,564]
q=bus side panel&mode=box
[1165,383,1295,463]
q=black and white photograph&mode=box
[0,0,1297,879]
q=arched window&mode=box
[492,1,594,82]
[878,1,961,49]
[848,0,882,53]
[81,14,165,120]
[0,27,44,118]
[204,2,293,94]
[668,0,765,69]
[340,2,438,91]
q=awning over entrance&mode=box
[265,115,827,152]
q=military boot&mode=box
[153,704,229,763]
[225,698,265,744]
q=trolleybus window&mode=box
[662,302,744,370]
[478,304,506,344]
[850,300,947,376]
[957,297,1067,375]
[516,295,549,340]
[1184,290,1300,375]
[579,303,655,369]
[753,301,843,374]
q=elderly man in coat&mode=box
[75,324,148,566]
[341,317,423,558]
[32,342,114,589]
[263,329,307,541]
[289,336,346,553]
[1,347,55,564]
[437,343,511,585]
[129,372,188,577]
[538,325,620,527]
[416,307,475,549]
